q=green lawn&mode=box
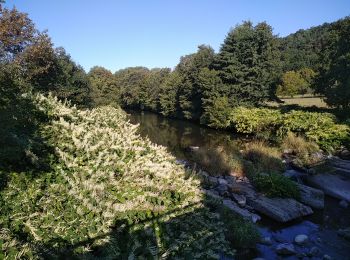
[268,96,328,108]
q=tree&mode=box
[88,66,119,107]
[315,17,350,112]
[214,21,280,106]
[276,68,316,97]
[159,71,182,117]
[175,45,215,120]
[0,7,37,61]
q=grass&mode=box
[190,145,245,177]
[281,132,322,167]
[267,96,328,108]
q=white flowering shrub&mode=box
[0,94,235,259]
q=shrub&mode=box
[229,106,349,152]
[219,207,260,249]
[0,94,236,259]
[242,141,300,199]
[252,172,300,199]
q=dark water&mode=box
[127,110,350,260]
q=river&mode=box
[127,110,350,260]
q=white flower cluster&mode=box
[1,94,234,259]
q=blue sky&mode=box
[4,0,350,72]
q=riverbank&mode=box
[127,110,350,259]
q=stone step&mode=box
[297,183,324,209]
[305,173,350,202]
[229,183,313,223]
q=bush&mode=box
[0,94,236,258]
[219,207,260,249]
[252,172,300,199]
[230,106,349,152]
[242,141,300,199]
[231,107,282,139]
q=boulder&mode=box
[275,243,296,255]
[230,182,313,222]
[339,200,349,208]
[222,199,261,223]
[231,193,246,207]
[297,183,324,209]
[305,173,350,202]
[294,234,309,245]
[260,236,273,245]
[337,227,350,241]
[218,177,228,186]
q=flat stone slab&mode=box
[297,183,324,209]
[246,196,313,223]
[305,173,350,202]
[329,158,350,171]
[229,183,313,222]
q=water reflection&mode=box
[127,110,244,159]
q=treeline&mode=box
[1,6,350,132]
[88,18,350,126]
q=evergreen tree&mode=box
[214,21,280,106]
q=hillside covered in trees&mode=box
[1,2,350,259]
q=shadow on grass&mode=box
[0,92,56,191]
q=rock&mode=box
[246,196,313,223]
[230,182,313,222]
[339,149,350,160]
[323,255,332,260]
[305,173,350,202]
[216,184,228,196]
[200,189,221,200]
[222,199,261,223]
[275,243,296,255]
[231,193,246,207]
[284,169,305,182]
[207,176,218,186]
[260,236,273,245]
[272,234,287,243]
[218,178,228,186]
[224,175,236,184]
[337,227,350,241]
[308,246,320,256]
[339,199,349,208]
[297,183,325,209]
[294,234,309,245]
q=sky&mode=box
[4,0,350,73]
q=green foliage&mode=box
[242,141,299,199]
[88,66,119,107]
[214,21,280,106]
[315,17,350,112]
[277,68,316,97]
[252,172,300,199]
[282,110,349,151]
[229,107,349,151]
[201,96,232,129]
[218,207,260,248]
[231,107,282,139]
[0,94,236,258]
